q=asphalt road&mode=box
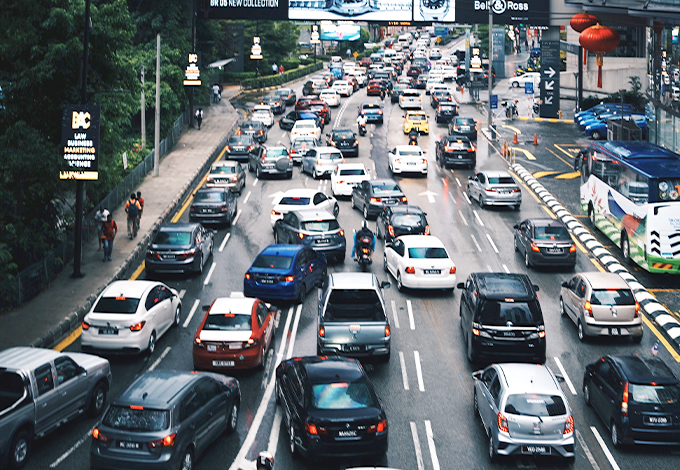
[23,39,680,470]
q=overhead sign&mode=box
[560,40,579,55]
[183,52,201,86]
[60,105,100,180]
[289,0,412,21]
[310,24,320,44]
[414,0,454,22]
[196,0,288,20]
[320,23,361,42]
[540,40,560,119]
[455,0,549,26]
[250,37,263,60]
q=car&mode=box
[359,102,384,124]
[301,146,344,180]
[345,74,359,91]
[290,120,322,141]
[270,188,339,227]
[425,77,445,95]
[224,134,257,161]
[376,204,429,245]
[388,145,428,175]
[302,80,314,96]
[435,103,458,123]
[331,80,352,97]
[275,356,388,461]
[429,47,442,60]
[275,87,296,106]
[273,209,346,262]
[560,272,642,342]
[473,363,575,462]
[351,179,407,220]
[248,145,293,179]
[585,115,647,140]
[90,370,240,470]
[204,160,246,194]
[326,128,358,158]
[575,103,634,120]
[435,135,476,169]
[397,76,415,88]
[359,57,372,68]
[428,83,450,98]
[430,89,453,108]
[508,72,541,88]
[307,100,332,126]
[578,110,630,130]
[583,355,680,446]
[294,95,317,111]
[289,136,319,164]
[145,223,214,276]
[318,89,340,107]
[513,218,576,269]
[399,89,422,109]
[439,65,457,81]
[467,170,522,210]
[415,73,428,89]
[0,347,111,470]
[244,244,327,303]
[81,280,182,355]
[331,163,370,197]
[259,95,285,114]
[348,72,366,87]
[367,79,384,96]
[279,110,323,131]
[407,66,424,78]
[192,292,275,371]
[237,120,267,143]
[311,78,328,95]
[457,272,546,364]
[449,117,477,140]
[390,83,409,103]
[251,106,274,128]
[403,110,429,134]
[383,235,456,292]
[189,187,238,227]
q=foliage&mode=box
[582,76,647,112]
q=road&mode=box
[23,37,680,470]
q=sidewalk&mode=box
[0,87,242,349]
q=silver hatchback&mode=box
[467,170,521,210]
[301,146,344,179]
[473,363,575,462]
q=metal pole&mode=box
[141,66,146,149]
[577,46,583,111]
[154,34,160,177]
[488,9,495,141]
[256,20,260,93]
[189,0,196,128]
[573,72,578,114]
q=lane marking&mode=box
[553,356,577,395]
[512,147,536,161]
[424,420,440,470]
[590,426,621,470]
[147,346,171,371]
[642,315,680,362]
[178,289,186,299]
[410,422,426,470]
[267,408,283,456]
[399,351,410,391]
[407,300,415,330]
[472,210,484,226]
[590,258,606,272]
[501,124,521,134]
[448,192,456,204]
[462,191,471,204]
[252,177,259,187]
[203,262,216,285]
[555,171,581,179]
[470,234,482,252]
[232,209,242,225]
[533,171,560,179]
[486,234,499,254]
[502,264,510,273]
[219,232,231,252]
[458,210,468,226]
[391,300,400,329]
[286,304,303,359]
[243,190,251,204]
[547,146,574,168]
[130,261,145,280]
[414,351,425,392]
[455,177,461,187]
[541,206,557,219]
[183,299,200,328]
[49,426,95,468]
[576,429,601,470]
[53,326,83,352]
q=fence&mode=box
[0,108,191,312]
[241,62,323,90]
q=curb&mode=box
[517,116,574,124]
[511,163,680,351]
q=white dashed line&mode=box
[407,300,415,330]
[448,192,456,203]
[486,234,499,254]
[455,177,461,187]
[178,289,186,299]
[425,420,440,470]
[219,233,231,252]
[147,346,171,371]
[391,300,400,329]
[576,429,601,470]
[203,262,216,285]
[285,304,303,359]
[487,265,493,272]
[458,210,468,226]
[49,427,95,468]
[232,209,242,225]
[414,351,425,392]
[473,210,484,226]
[252,177,259,187]
[553,356,577,396]
[399,351,409,390]
[590,426,621,470]
[502,264,510,273]
[243,190,251,203]
[183,299,200,328]
[462,191,471,204]
[410,422,426,470]
[470,234,482,252]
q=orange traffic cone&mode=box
[533,133,538,145]
[513,133,519,144]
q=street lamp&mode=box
[573,72,579,113]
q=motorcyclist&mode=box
[357,113,367,135]
[507,99,518,118]
[352,220,376,260]
[256,451,274,470]
[408,127,419,145]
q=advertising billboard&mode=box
[196,0,289,20]
[320,23,361,41]
[60,105,100,181]
[288,0,412,22]
[414,0,454,22]
[455,0,549,26]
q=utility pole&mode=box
[141,65,146,149]
[189,0,196,128]
[488,8,495,141]
[154,34,160,177]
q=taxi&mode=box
[403,110,429,134]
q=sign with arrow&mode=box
[540,40,560,119]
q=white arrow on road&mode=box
[419,190,438,203]
[545,96,553,105]
[545,80,555,91]
[545,67,556,78]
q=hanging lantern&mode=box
[579,24,620,88]
[570,13,599,33]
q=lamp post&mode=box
[573,72,579,113]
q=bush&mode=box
[281,59,300,71]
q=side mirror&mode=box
[533,285,540,292]
[472,370,482,380]
[513,224,519,229]
[561,281,569,288]
[380,281,391,290]
[456,282,465,289]
[202,305,210,311]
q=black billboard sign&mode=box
[60,105,100,180]
[196,0,288,21]
[455,0,549,26]
[540,40,560,119]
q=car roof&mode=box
[328,272,377,289]
[241,120,262,127]
[114,370,199,408]
[337,163,367,170]
[455,117,475,122]
[526,218,566,228]
[398,235,444,248]
[608,355,679,384]
[0,347,65,371]
[253,105,271,111]
[229,134,253,141]
[209,297,256,316]
[370,178,400,186]
[333,128,354,134]
[395,145,423,152]
[101,280,159,298]
[261,244,304,256]
[302,356,364,383]
[292,209,336,222]
[473,273,536,301]
[314,146,343,153]
[497,364,561,394]
[579,272,630,289]
[280,188,319,198]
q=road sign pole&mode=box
[488,7,495,141]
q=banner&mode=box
[60,105,100,180]
[196,0,289,20]
[320,23,361,41]
[289,0,412,22]
[455,0,549,26]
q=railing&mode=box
[241,62,324,90]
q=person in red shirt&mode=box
[136,191,144,219]
[101,213,117,262]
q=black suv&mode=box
[326,128,359,157]
[435,135,476,169]
[376,205,429,244]
[457,273,545,364]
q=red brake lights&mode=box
[497,412,509,433]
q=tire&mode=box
[289,422,299,459]
[179,448,193,470]
[397,272,404,292]
[88,382,107,417]
[467,334,475,363]
[514,236,519,252]
[8,430,30,470]
[383,254,389,272]
[226,400,239,434]
[351,194,357,209]
[147,331,156,355]
[363,205,369,220]
[525,251,531,268]
[332,204,339,217]
[173,306,181,326]
[297,284,306,304]
[473,389,480,418]
[559,298,566,317]
[196,254,204,275]
[584,381,592,407]
[256,166,262,179]
[578,321,587,342]
[248,161,254,172]
[275,380,281,405]
[512,82,519,88]
[312,169,318,179]
[611,422,620,448]
[488,433,498,461]
[621,233,632,265]
[286,171,293,179]
[274,230,280,244]
[588,204,596,226]
[632,334,643,344]
[592,130,602,140]
[337,252,345,263]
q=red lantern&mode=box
[579,24,620,88]
[570,13,599,33]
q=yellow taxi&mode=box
[403,110,430,134]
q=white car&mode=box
[81,280,182,355]
[270,188,339,227]
[319,89,340,107]
[426,76,445,94]
[399,89,422,110]
[429,48,442,60]
[440,66,457,80]
[349,73,367,87]
[509,72,541,88]
[429,84,450,96]
[251,105,274,128]
[290,120,321,141]
[383,235,456,291]
[331,163,370,197]
[332,80,353,97]
[388,145,428,175]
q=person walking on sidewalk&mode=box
[94,205,109,251]
[136,191,144,219]
[101,213,117,262]
[125,193,141,239]
[212,83,221,103]
[195,108,203,130]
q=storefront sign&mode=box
[455,0,549,26]
[60,105,100,180]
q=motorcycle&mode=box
[358,122,367,136]
[408,132,419,146]
[502,101,518,120]
[354,232,374,271]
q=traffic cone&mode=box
[513,133,518,144]
[533,133,538,145]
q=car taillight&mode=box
[422,159,427,164]
[92,428,112,444]
[354,140,359,145]
[225,146,231,151]
[194,337,203,346]
[388,225,395,237]
[513,188,521,193]
[177,249,196,260]
[370,197,381,203]
[425,225,430,235]
[319,326,325,338]
[337,180,344,184]
[245,273,252,280]
[316,159,321,165]
[284,275,295,282]
[130,321,146,332]
[405,266,415,274]
[584,301,593,317]
[305,423,318,435]
[262,155,266,163]
[298,232,305,239]
[634,301,640,317]
[497,412,509,433]
[219,204,229,212]
[484,187,497,192]
[272,210,279,216]
[385,326,391,338]
[82,321,90,330]
[400,196,407,202]
[248,145,254,150]
[450,266,456,274]
[232,176,238,182]
[244,338,258,349]
[149,433,176,449]
[569,245,576,253]
[530,243,540,252]
[564,415,574,435]
[339,229,344,237]
[621,382,629,416]
[468,147,475,152]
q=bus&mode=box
[577,141,680,274]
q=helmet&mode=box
[361,220,368,230]
[256,451,274,470]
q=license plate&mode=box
[522,445,550,455]
[407,162,417,165]
[99,328,117,335]
[260,279,274,284]
[234,147,244,151]
[315,239,330,244]
[337,430,358,438]
[423,269,441,274]
[202,208,210,213]
[263,164,274,169]
[644,415,671,425]
[346,345,363,352]
[546,248,563,253]
[229,344,242,350]
[212,360,235,367]
[117,441,141,450]
[162,254,175,259]
[611,328,619,336]
[207,344,217,352]
[461,126,470,130]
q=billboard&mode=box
[320,23,361,41]
[289,0,412,22]
[454,0,549,26]
[60,105,100,181]
[196,0,289,20]
[414,0,454,22]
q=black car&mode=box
[351,178,407,220]
[237,120,268,143]
[302,80,314,96]
[273,209,346,262]
[275,356,388,461]
[145,223,214,276]
[189,187,238,227]
[260,95,286,114]
[415,74,429,89]
[435,103,458,123]
[457,272,545,364]
[358,103,384,124]
[407,66,423,78]
[275,87,297,106]
[435,135,476,169]
[279,110,324,131]
[513,218,577,269]
[225,134,257,161]
[376,205,429,244]
[583,355,680,446]
[430,89,453,108]
[390,84,408,103]
[449,117,477,141]
[326,128,359,158]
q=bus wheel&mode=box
[621,232,632,265]
[588,204,596,227]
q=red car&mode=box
[367,80,384,96]
[193,293,275,371]
[308,99,331,125]
[359,57,372,68]
[295,95,317,111]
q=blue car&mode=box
[244,244,327,303]
[575,103,634,120]
[576,106,634,126]
[584,115,647,140]
[578,111,632,129]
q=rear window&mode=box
[340,169,365,176]
[204,313,252,331]
[325,289,386,321]
[301,220,340,232]
[456,119,475,125]
[488,176,515,185]
[408,114,426,121]
[408,247,448,259]
[318,152,343,161]
[211,166,236,174]
[195,191,225,202]
[505,394,567,417]
[94,297,141,314]
[266,148,289,158]
[228,136,250,145]
[333,130,354,139]
[399,149,422,156]
[534,225,570,240]
[478,300,544,326]
[590,289,635,306]
[279,197,310,206]
[154,231,192,246]
[0,371,28,411]
[103,405,170,432]
[630,383,680,404]
[445,140,470,150]
[252,254,293,270]
[392,214,423,227]
[373,183,401,194]
[311,380,377,410]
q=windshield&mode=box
[505,394,567,417]
[630,383,680,404]
[204,313,252,331]
[478,300,544,326]
[311,380,378,410]
[408,247,448,259]
[252,254,293,270]
[103,405,169,432]
[296,122,315,128]
[266,149,288,158]
[590,289,635,306]
[324,289,386,321]
[154,231,191,246]
[445,140,470,149]
[279,197,310,206]
[534,225,570,240]
[94,297,140,314]
[195,191,225,202]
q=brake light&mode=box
[450,266,456,274]
[298,232,304,239]
[405,266,415,274]
[284,276,295,282]
[305,423,318,435]
[272,210,279,216]
[92,428,112,444]
[177,249,196,260]
[385,325,391,338]
[82,321,90,330]
[370,197,381,203]
[377,419,387,432]
[220,205,229,212]
[564,415,574,435]
[149,433,176,449]
[424,225,430,235]
[194,337,202,345]
[422,159,427,164]
[584,301,593,317]
[388,225,395,237]
[530,243,540,252]
[622,382,629,416]
[400,196,407,202]
[319,326,325,337]
[130,321,146,332]
[484,187,497,192]
[245,273,251,280]
[262,155,266,163]
[225,145,231,151]
[337,180,344,184]
[497,412,509,433]
[634,301,640,317]
[339,229,344,237]
[468,147,475,152]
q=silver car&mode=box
[205,160,246,193]
[473,363,575,462]
[301,146,344,179]
[467,170,521,210]
[559,272,642,342]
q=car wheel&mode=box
[88,382,107,417]
[578,320,586,342]
[473,389,479,418]
[584,381,592,407]
[488,433,497,461]
[588,204,596,226]
[478,194,485,208]
[226,400,239,434]
[174,306,181,326]
[180,448,193,470]
[525,251,531,268]
[397,272,404,292]
[337,252,345,263]
[297,284,306,304]
[248,161,253,172]
[592,130,602,140]
[621,232,632,265]
[611,422,620,448]
[383,254,389,272]
[466,334,475,363]
[512,82,519,88]
[559,298,566,317]
[274,231,280,244]
[147,331,156,355]
[275,380,281,405]
[289,422,299,458]
[197,254,204,275]
[8,430,31,470]
[363,205,369,219]
[332,204,339,217]
[514,236,519,252]
[256,166,262,179]
[351,194,357,209]
[312,169,318,179]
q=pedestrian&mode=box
[124,193,141,239]
[94,205,109,251]
[212,83,221,103]
[278,64,284,75]
[136,191,144,219]
[272,63,278,75]
[195,107,203,130]
[101,213,117,262]
[346,48,351,59]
